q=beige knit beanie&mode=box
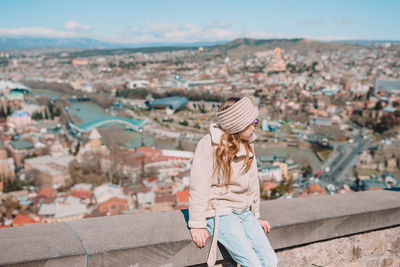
[216,96,259,134]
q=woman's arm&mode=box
[251,154,261,219]
[250,154,272,233]
[188,135,214,229]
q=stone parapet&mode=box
[0,190,399,266]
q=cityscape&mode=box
[0,37,399,227]
[0,1,400,266]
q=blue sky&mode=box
[0,0,399,43]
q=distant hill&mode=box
[0,37,224,51]
[65,46,199,58]
[1,36,398,53]
[2,36,395,59]
[56,38,363,59]
[207,38,360,59]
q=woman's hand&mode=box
[190,228,209,248]
[257,219,271,233]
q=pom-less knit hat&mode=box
[216,96,259,134]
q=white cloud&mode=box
[64,21,92,31]
[121,21,238,43]
[0,21,93,39]
[0,27,78,38]
[0,20,352,44]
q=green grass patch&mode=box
[317,149,333,161]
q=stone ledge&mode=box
[0,190,399,266]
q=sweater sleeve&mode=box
[188,136,213,229]
[251,154,261,219]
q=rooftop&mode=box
[9,140,34,150]
[146,96,189,111]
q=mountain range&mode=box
[1,37,400,62]
[0,37,225,51]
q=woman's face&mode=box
[239,123,255,140]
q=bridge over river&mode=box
[68,116,147,132]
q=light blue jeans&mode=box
[206,210,278,267]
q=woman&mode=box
[188,96,278,267]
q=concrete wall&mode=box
[277,225,400,267]
[0,190,399,267]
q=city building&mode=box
[7,111,31,129]
[24,154,75,187]
[259,165,283,183]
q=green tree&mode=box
[268,175,294,199]
[176,139,184,151]
[31,111,43,121]
[48,103,54,119]
[352,166,359,179]
[73,142,80,156]
[179,120,189,126]
[6,106,12,116]
[0,106,5,118]
[54,107,61,117]
[302,165,313,177]
[7,179,25,192]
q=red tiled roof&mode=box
[151,155,190,163]
[38,186,57,199]
[12,214,38,226]
[1,136,11,141]
[367,187,384,191]
[308,183,325,194]
[70,190,91,199]
[143,177,157,183]
[135,146,161,158]
[262,182,277,192]
[176,190,189,203]
[155,194,176,204]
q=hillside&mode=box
[207,38,360,59]
[42,38,362,59]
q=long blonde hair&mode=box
[213,97,254,186]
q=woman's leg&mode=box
[206,213,263,267]
[240,211,278,267]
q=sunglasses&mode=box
[252,118,259,127]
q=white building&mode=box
[258,165,283,183]
[93,183,130,205]
[7,111,31,129]
[38,202,87,223]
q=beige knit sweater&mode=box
[188,123,260,229]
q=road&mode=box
[318,126,370,189]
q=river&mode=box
[30,89,177,149]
